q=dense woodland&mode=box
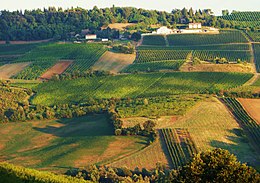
[1,6,257,41]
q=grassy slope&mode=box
[0,115,147,173]
[31,72,253,106]
[168,97,259,168]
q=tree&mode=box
[176,149,260,182]
[131,32,141,41]
[222,9,229,16]
[143,120,156,133]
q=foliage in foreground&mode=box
[0,162,89,183]
[66,149,259,183]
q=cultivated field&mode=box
[92,51,136,73]
[122,60,185,73]
[40,60,73,80]
[31,72,253,106]
[180,62,253,73]
[109,135,170,170]
[0,115,147,172]
[11,43,107,79]
[0,62,30,79]
[168,97,260,167]
[238,98,260,124]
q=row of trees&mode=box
[0,6,233,41]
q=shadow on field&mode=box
[210,128,260,168]
[33,114,114,137]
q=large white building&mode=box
[189,23,202,29]
[156,26,173,34]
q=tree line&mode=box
[0,6,237,41]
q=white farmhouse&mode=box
[156,26,173,34]
[189,23,202,29]
[85,34,97,40]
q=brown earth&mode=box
[39,60,73,80]
[237,98,260,124]
[92,51,136,73]
[103,23,136,30]
[0,62,30,79]
[180,62,253,73]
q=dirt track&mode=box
[0,62,30,79]
[40,61,73,80]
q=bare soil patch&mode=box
[104,23,136,30]
[0,62,30,79]
[180,62,253,73]
[40,60,73,80]
[237,98,260,124]
[92,51,136,73]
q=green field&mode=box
[220,12,260,28]
[138,31,251,63]
[135,50,190,63]
[142,35,166,46]
[247,31,260,42]
[0,115,147,172]
[10,43,107,79]
[31,72,253,106]
[167,30,248,46]
[122,60,185,73]
[193,50,251,62]
[253,43,260,72]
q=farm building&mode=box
[156,26,173,34]
[85,34,97,40]
[189,23,202,29]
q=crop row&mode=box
[31,72,253,106]
[135,50,190,63]
[246,31,260,42]
[222,98,260,149]
[122,60,185,73]
[253,43,260,72]
[11,43,107,79]
[142,35,166,46]
[221,12,260,22]
[193,50,251,62]
[138,44,250,51]
[166,30,249,46]
[0,43,43,55]
[161,128,198,169]
[13,61,57,80]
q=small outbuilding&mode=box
[189,23,202,29]
[85,34,97,40]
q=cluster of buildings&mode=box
[152,23,218,35]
